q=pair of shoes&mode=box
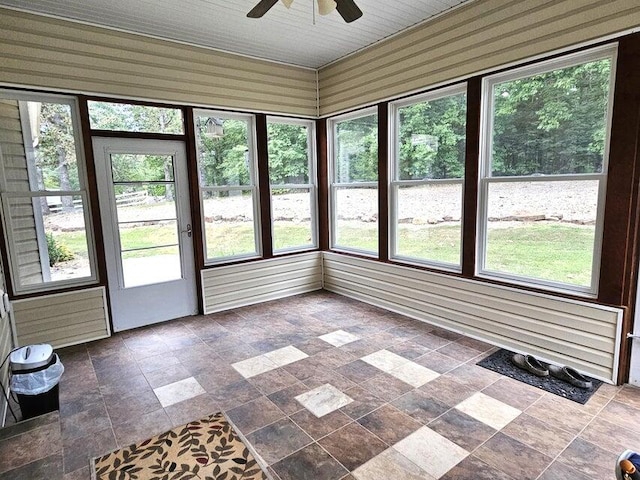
[548,364,593,390]
[511,353,549,376]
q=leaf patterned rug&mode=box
[92,412,268,480]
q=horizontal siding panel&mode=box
[202,252,322,314]
[319,0,640,115]
[323,253,622,382]
[0,9,318,117]
[13,286,109,347]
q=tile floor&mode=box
[1,290,640,479]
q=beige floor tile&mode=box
[153,377,206,407]
[352,448,436,480]
[232,355,279,379]
[295,383,354,417]
[389,362,439,388]
[362,350,409,372]
[265,346,309,367]
[320,330,360,347]
[393,426,468,479]
[455,392,521,430]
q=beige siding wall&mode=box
[0,8,318,117]
[0,99,43,285]
[319,0,640,115]
[323,253,622,383]
[202,252,323,314]
[12,286,109,347]
[0,259,12,425]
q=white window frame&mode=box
[389,83,467,272]
[477,45,617,296]
[328,107,378,256]
[266,116,318,254]
[193,109,262,264]
[0,90,98,293]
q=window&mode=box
[194,110,260,262]
[329,109,378,254]
[0,91,97,292]
[390,85,467,269]
[267,118,317,252]
[88,101,184,134]
[478,46,616,295]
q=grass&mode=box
[52,221,596,287]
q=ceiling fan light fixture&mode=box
[318,0,337,15]
[280,0,294,8]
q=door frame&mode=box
[92,137,198,331]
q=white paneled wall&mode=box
[202,252,323,314]
[323,252,622,383]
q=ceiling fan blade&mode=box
[335,0,362,23]
[247,0,279,18]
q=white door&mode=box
[631,257,640,386]
[92,138,198,331]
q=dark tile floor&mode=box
[1,290,639,479]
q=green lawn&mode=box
[52,221,595,287]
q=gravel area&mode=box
[45,181,599,232]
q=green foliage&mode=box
[335,114,379,183]
[87,102,183,133]
[46,232,74,266]
[398,93,466,180]
[491,59,611,176]
[267,123,309,184]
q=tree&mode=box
[335,114,378,183]
[267,123,309,184]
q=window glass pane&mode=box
[485,180,598,287]
[334,113,378,183]
[114,185,176,222]
[5,195,91,285]
[395,184,462,265]
[491,58,611,176]
[111,154,174,182]
[334,186,378,253]
[202,190,257,258]
[195,115,252,187]
[16,101,82,191]
[397,92,466,180]
[87,101,184,134]
[267,122,310,184]
[122,245,181,288]
[272,188,313,251]
[119,220,178,251]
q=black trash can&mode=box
[10,345,63,420]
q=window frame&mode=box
[328,107,379,256]
[0,90,99,293]
[193,109,262,265]
[389,83,467,272]
[476,45,618,296]
[266,116,318,254]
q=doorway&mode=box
[92,138,197,331]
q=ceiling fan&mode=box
[247,0,363,23]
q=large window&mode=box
[478,46,615,295]
[267,117,317,252]
[390,85,467,269]
[329,109,378,254]
[0,91,96,292]
[194,110,260,262]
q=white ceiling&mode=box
[0,0,472,69]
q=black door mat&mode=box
[477,349,603,404]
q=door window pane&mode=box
[88,101,184,134]
[111,154,174,182]
[118,220,179,251]
[122,245,181,288]
[114,185,176,222]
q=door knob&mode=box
[182,224,192,237]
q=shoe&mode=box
[616,450,640,480]
[548,364,592,389]
[511,353,549,377]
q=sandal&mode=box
[511,353,549,377]
[548,364,592,389]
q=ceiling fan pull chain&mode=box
[312,0,316,25]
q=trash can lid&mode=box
[10,344,54,372]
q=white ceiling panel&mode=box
[0,0,473,68]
